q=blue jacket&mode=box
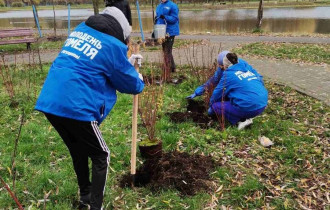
[210,59,268,111]
[155,0,180,36]
[194,67,223,96]
[35,22,144,124]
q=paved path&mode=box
[2,33,329,105]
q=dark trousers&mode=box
[162,36,176,72]
[45,113,109,210]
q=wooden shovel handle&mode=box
[131,44,140,175]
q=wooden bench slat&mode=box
[0,38,36,45]
[0,28,32,31]
[0,28,37,49]
[0,32,34,38]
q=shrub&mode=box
[11,1,24,7]
[0,0,5,7]
[32,0,41,5]
[252,27,264,33]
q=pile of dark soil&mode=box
[167,100,218,128]
[120,151,218,196]
[46,35,66,42]
[187,99,206,113]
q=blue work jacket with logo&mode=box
[210,59,268,111]
[35,22,144,124]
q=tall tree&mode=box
[152,0,155,23]
[92,0,99,15]
[52,0,56,37]
[256,0,263,29]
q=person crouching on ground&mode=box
[155,0,179,72]
[186,51,268,130]
[35,7,144,210]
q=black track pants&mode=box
[162,36,176,72]
[45,113,109,210]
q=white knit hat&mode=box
[102,6,132,40]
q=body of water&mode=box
[0,6,329,34]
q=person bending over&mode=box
[187,51,268,130]
[35,7,144,210]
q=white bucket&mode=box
[153,24,166,39]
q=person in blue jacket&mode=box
[187,51,268,130]
[35,7,144,210]
[155,0,179,72]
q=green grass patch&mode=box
[0,60,328,209]
[233,42,330,64]
[0,39,64,53]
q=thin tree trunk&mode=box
[92,0,99,15]
[152,0,155,23]
[11,109,25,190]
[256,0,263,29]
[52,0,56,37]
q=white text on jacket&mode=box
[63,31,102,60]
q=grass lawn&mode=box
[0,59,329,209]
[233,42,330,64]
[0,39,64,53]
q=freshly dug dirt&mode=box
[187,99,206,113]
[120,151,218,196]
[168,112,215,129]
[167,100,218,128]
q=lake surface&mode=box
[0,6,329,34]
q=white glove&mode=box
[138,73,143,81]
[128,54,143,67]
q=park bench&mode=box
[0,28,37,50]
